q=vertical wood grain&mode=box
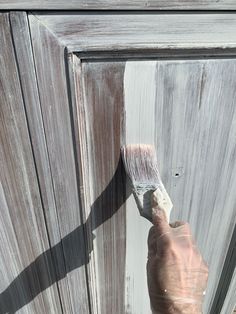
[2,11,235,314]
[71,58,236,313]
[153,59,236,313]
[29,15,90,313]
[221,267,236,314]
[9,12,72,312]
[73,58,127,314]
[0,13,62,313]
[123,59,236,313]
[211,224,236,314]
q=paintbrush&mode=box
[121,144,173,223]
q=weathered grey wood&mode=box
[211,225,236,314]
[222,267,236,314]
[151,59,236,313]
[0,12,62,313]
[1,0,236,10]
[72,56,127,314]
[9,11,73,313]
[33,13,236,53]
[28,14,91,313]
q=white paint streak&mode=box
[124,61,157,314]
[124,61,157,145]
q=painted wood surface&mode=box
[0,8,235,314]
[124,62,157,314]
[72,57,127,314]
[125,59,236,314]
[9,12,74,312]
[0,13,62,313]
[72,58,236,314]
[1,0,236,10]
[210,224,236,313]
[28,14,91,313]
[12,12,234,313]
[33,13,236,53]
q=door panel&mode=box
[74,58,236,313]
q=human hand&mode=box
[147,190,209,314]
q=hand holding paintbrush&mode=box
[121,144,209,314]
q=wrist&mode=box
[151,302,202,314]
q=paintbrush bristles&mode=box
[121,144,172,223]
[121,144,162,188]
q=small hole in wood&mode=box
[175,173,179,177]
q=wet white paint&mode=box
[124,61,157,314]
[124,61,157,145]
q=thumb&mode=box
[151,188,170,237]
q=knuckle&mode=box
[148,226,156,236]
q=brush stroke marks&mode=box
[124,61,157,314]
[153,59,236,313]
[0,13,62,313]
[78,60,127,314]
[124,61,157,145]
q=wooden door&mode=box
[1,11,236,314]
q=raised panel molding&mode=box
[33,13,236,53]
